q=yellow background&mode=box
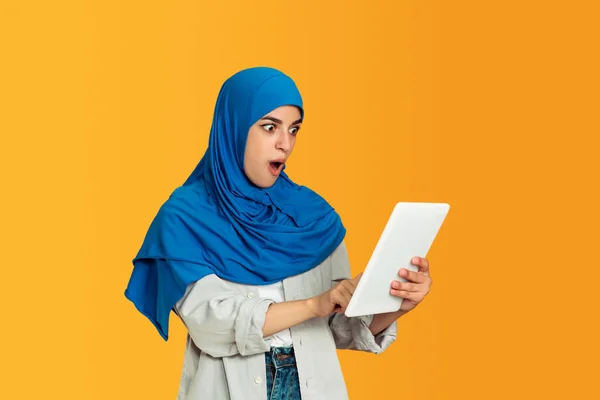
[1,0,599,399]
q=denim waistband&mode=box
[265,346,297,369]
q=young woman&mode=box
[125,67,433,400]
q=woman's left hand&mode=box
[390,256,433,312]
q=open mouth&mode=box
[268,161,284,176]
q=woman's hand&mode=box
[306,273,362,318]
[391,256,433,312]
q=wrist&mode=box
[369,308,407,334]
[303,297,319,318]
[392,308,408,318]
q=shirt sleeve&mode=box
[327,241,398,354]
[173,274,274,358]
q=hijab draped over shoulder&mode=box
[125,67,346,340]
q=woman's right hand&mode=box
[305,273,363,318]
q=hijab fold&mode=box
[124,67,346,340]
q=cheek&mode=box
[244,149,257,176]
[243,131,265,173]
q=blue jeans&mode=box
[265,346,302,400]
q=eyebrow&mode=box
[260,116,303,126]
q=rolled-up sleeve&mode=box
[328,313,397,354]
[174,274,274,358]
[327,241,398,354]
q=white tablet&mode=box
[344,202,450,318]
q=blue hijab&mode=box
[125,67,346,340]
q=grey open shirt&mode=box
[174,241,398,399]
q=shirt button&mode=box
[247,292,255,298]
[254,377,262,384]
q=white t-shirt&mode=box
[257,281,293,347]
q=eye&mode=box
[289,126,300,136]
[261,124,276,132]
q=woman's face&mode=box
[243,105,302,188]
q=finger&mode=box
[332,291,351,312]
[398,268,427,284]
[352,272,363,284]
[338,283,354,303]
[342,280,358,294]
[332,285,352,306]
[411,256,430,274]
[390,288,424,303]
[391,280,422,292]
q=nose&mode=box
[276,131,292,152]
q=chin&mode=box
[249,176,277,189]
[258,179,276,189]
